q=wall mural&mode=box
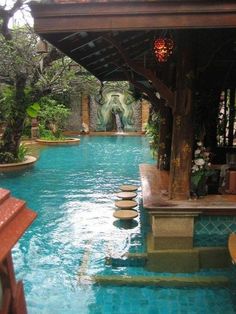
[90,85,141,132]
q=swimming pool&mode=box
[1,136,236,313]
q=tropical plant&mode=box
[17,143,28,161]
[145,112,160,158]
[38,98,70,139]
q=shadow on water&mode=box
[113,219,138,230]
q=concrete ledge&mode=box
[0,155,37,172]
[36,138,80,145]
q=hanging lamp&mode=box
[153,37,174,62]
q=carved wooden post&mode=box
[169,32,195,199]
[158,104,172,170]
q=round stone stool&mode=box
[113,210,138,220]
[115,200,137,209]
[116,191,137,200]
[119,185,138,192]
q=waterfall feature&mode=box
[115,113,123,133]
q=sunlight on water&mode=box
[0,136,154,313]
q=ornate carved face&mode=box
[109,95,123,114]
[95,86,136,131]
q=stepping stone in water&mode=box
[115,200,137,209]
[119,185,138,192]
[113,210,138,220]
[116,191,137,200]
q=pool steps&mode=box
[93,274,229,287]
[146,233,231,272]
[78,239,94,284]
[105,246,230,273]
[0,188,37,262]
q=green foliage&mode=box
[17,143,28,162]
[145,112,160,158]
[38,124,66,140]
[0,86,15,121]
[26,103,40,118]
[0,151,15,164]
[0,28,40,84]
[38,97,70,138]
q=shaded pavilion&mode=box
[29,0,236,271]
[30,0,236,201]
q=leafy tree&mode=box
[0,1,76,162]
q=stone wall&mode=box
[66,89,82,131]
[66,86,149,132]
[89,96,98,132]
[141,100,150,132]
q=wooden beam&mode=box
[30,1,236,33]
[102,34,174,106]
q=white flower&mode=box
[195,158,205,166]
[192,141,212,175]
[192,165,199,172]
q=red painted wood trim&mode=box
[0,288,11,314]
[0,208,37,262]
[11,281,27,314]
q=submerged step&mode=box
[93,274,229,287]
[106,253,147,267]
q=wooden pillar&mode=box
[169,31,195,200]
[158,104,172,170]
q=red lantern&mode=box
[154,38,174,62]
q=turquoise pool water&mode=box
[1,136,236,314]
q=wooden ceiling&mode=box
[30,1,236,85]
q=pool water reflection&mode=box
[1,136,236,314]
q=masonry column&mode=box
[81,94,90,133]
[141,99,150,132]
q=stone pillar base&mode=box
[151,212,199,250]
[31,127,39,139]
